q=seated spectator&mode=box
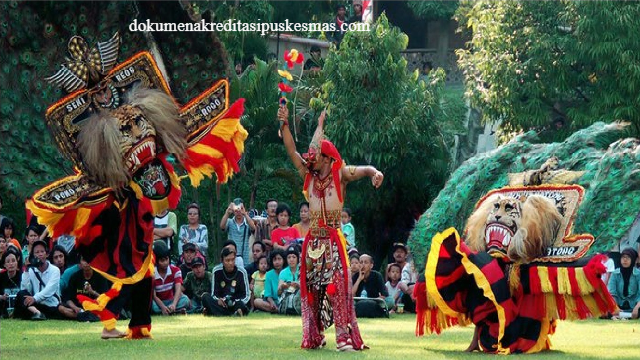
[50,245,69,276]
[391,242,418,313]
[61,257,109,322]
[1,219,21,257]
[250,255,269,310]
[349,248,361,278]
[602,252,616,286]
[0,236,6,262]
[277,246,301,315]
[608,248,640,319]
[253,249,285,313]
[271,203,300,252]
[341,208,355,248]
[178,203,208,258]
[0,246,23,318]
[203,247,250,316]
[352,254,388,318]
[152,243,190,315]
[292,201,310,239]
[178,242,207,276]
[15,240,62,320]
[22,225,41,268]
[385,263,402,313]
[181,257,212,313]
[245,241,266,278]
[52,234,78,266]
[217,240,245,269]
[220,198,256,263]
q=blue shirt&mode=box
[224,218,252,261]
[263,269,281,303]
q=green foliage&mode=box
[408,122,640,270]
[456,1,640,141]
[408,1,459,21]
[321,13,455,262]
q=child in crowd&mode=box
[254,250,285,313]
[250,255,268,310]
[341,208,355,248]
[349,249,361,278]
[385,263,402,313]
[271,203,300,252]
[152,243,190,315]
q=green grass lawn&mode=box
[1,313,638,359]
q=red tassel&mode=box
[414,281,427,336]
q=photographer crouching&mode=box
[14,240,64,320]
[202,247,250,316]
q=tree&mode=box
[320,13,454,264]
[408,1,459,21]
[456,1,640,141]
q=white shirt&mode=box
[21,261,61,307]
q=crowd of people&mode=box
[0,194,419,322]
[2,193,639,323]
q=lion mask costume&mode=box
[415,186,616,354]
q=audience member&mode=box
[303,46,324,74]
[292,201,310,239]
[178,242,207,276]
[0,236,6,263]
[154,209,177,255]
[245,241,266,278]
[250,255,268,310]
[181,257,212,313]
[352,254,388,318]
[271,203,301,252]
[419,61,434,83]
[50,245,69,276]
[220,240,245,269]
[254,249,285,313]
[220,198,256,263]
[52,234,78,265]
[22,225,41,267]
[385,263,402,313]
[254,199,278,252]
[178,203,208,258]
[277,246,301,315]
[62,257,109,322]
[341,208,355,248]
[608,248,640,319]
[392,242,418,313]
[349,0,363,23]
[1,218,21,255]
[602,252,616,285]
[203,247,250,316]
[349,248,361,278]
[15,240,61,320]
[330,4,348,48]
[0,247,22,317]
[152,243,190,315]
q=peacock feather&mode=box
[409,122,640,270]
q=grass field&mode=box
[1,313,638,359]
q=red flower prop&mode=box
[278,82,293,93]
[284,49,305,69]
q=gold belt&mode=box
[310,227,330,238]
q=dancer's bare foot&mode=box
[465,326,480,352]
[101,328,126,339]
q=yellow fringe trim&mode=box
[102,318,118,331]
[92,248,154,285]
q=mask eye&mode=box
[494,203,500,209]
[505,204,513,211]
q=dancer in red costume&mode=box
[278,106,383,351]
[27,33,247,339]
